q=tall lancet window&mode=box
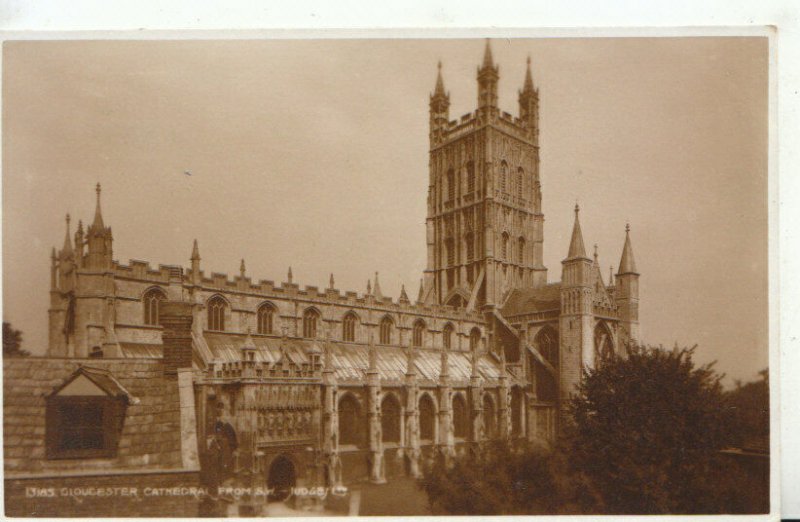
[499,161,508,193]
[518,237,526,264]
[207,296,227,331]
[466,161,475,193]
[412,319,426,347]
[465,232,475,262]
[143,287,166,326]
[501,232,510,260]
[380,316,393,345]
[257,303,275,334]
[447,168,456,201]
[342,312,358,342]
[303,308,320,339]
[517,167,524,198]
[443,323,455,350]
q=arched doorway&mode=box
[267,455,296,502]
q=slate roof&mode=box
[3,357,184,476]
[501,283,562,318]
[203,333,502,384]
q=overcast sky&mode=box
[2,37,768,384]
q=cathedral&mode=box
[43,41,640,493]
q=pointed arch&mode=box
[302,307,321,339]
[501,232,510,260]
[483,394,497,439]
[533,326,559,402]
[381,393,402,443]
[207,294,228,331]
[469,327,482,352]
[338,393,366,448]
[594,321,615,363]
[142,286,167,326]
[516,167,524,198]
[257,302,276,334]
[379,315,394,345]
[517,236,526,265]
[442,322,455,350]
[452,393,469,439]
[499,160,508,193]
[342,311,358,342]
[418,393,436,442]
[412,319,426,347]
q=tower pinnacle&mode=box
[618,223,638,275]
[91,183,104,230]
[191,239,200,261]
[62,214,73,256]
[481,39,494,69]
[566,204,587,260]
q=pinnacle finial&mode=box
[609,265,614,284]
[522,55,535,92]
[594,244,599,261]
[329,273,335,290]
[618,223,638,275]
[626,222,631,233]
[566,203,587,259]
[191,239,200,261]
[287,266,293,284]
[91,182,105,230]
[240,258,246,277]
[482,38,494,69]
[62,214,73,255]
[433,60,447,98]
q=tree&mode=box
[417,441,581,515]
[566,343,746,514]
[3,322,28,357]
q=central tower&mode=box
[422,41,547,310]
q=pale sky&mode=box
[2,37,768,384]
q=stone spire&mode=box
[61,214,73,257]
[191,239,200,261]
[566,203,588,260]
[373,272,383,300]
[477,38,499,110]
[366,279,372,296]
[618,223,638,275]
[239,258,246,278]
[522,56,534,93]
[481,38,494,69]
[433,61,447,99]
[329,273,335,290]
[417,279,424,303]
[609,265,614,286]
[593,244,599,266]
[287,266,293,284]
[91,183,104,231]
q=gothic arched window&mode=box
[303,308,320,339]
[469,327,481,352]
[342,312,358,342]
[466,161,475,193]
[207,295,227,331]
[379,316,393,345]
[412,319,426,347]
[338,395,366,447]
[516,167,524,198]
[257,302,275,334]
[499,160,508,193]
[594,322,615,363]
[518,237,526,264]
[501,232,510,260]
[447,168,456,201]
[419,394,435,442]
[443,323,455,350]
[533,327,559,402]
[381,394,401,443]
[143,287,166,326]
[465,232,475,262]
[453,394,469,439]
[483,395,497,439]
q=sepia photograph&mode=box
[2,35,771,517]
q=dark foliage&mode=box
[3,322,28,357]
[418,344,768,515]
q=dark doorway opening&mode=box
[267,455,296,502]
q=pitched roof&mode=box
[501,284,562,317]
[50,365,136,402]
[203,333,502,383]
[3,357,184,475]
